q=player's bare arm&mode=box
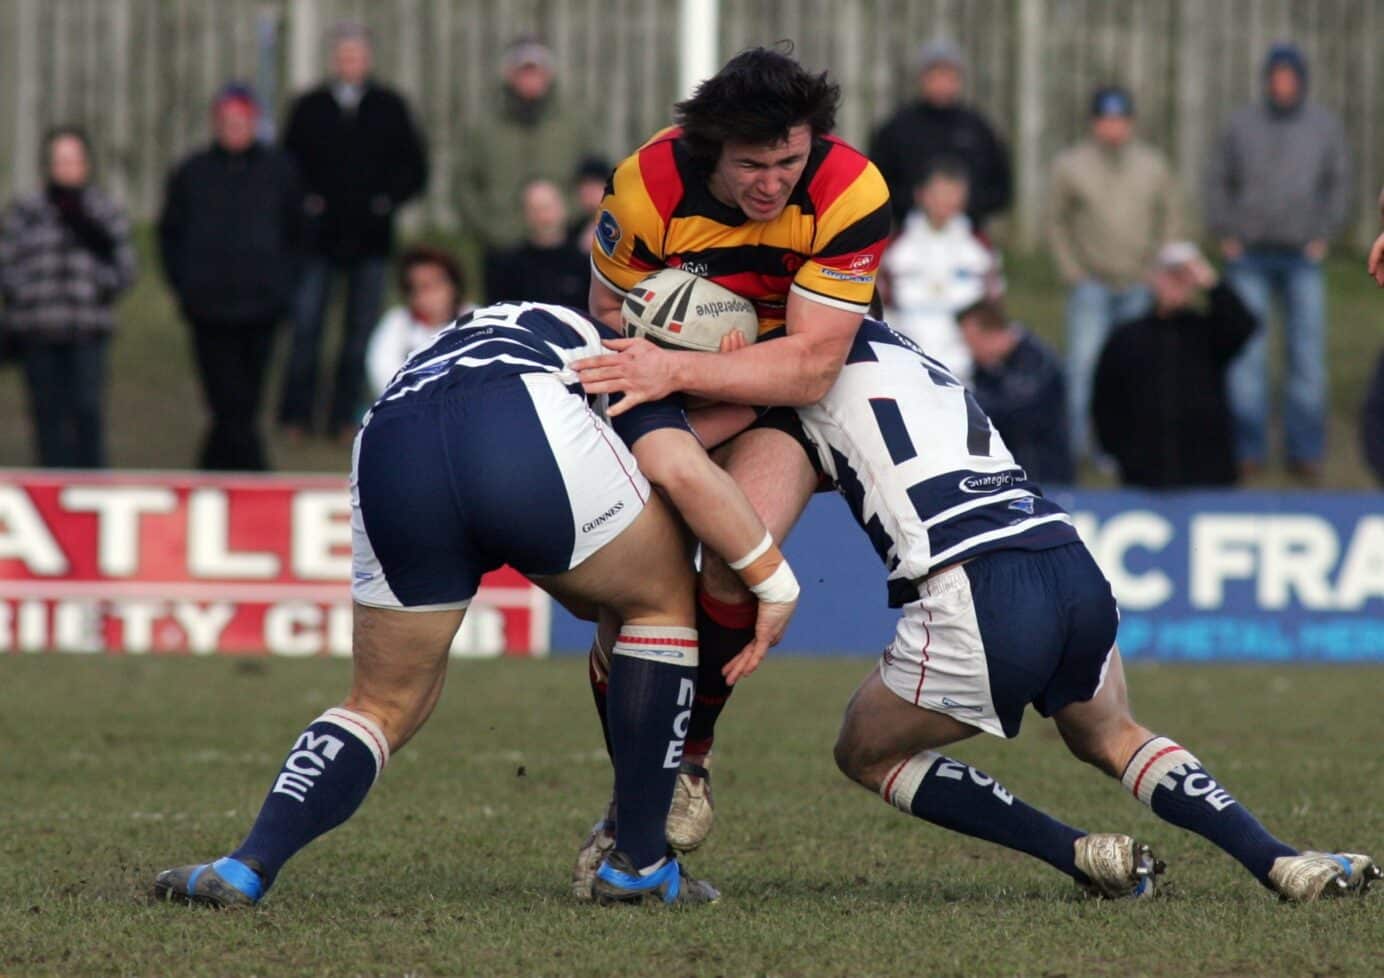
[577,287,861,414]
[630,426,799,682]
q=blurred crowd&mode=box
[1,24,1381,489]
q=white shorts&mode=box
[878,563,1008,738]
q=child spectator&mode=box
[878,158,993,381]
[365,246,472,399]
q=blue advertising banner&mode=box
[551,490,1384,661]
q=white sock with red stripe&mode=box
[608,625,699,870]
[1121,736,1295,885]
[230,707,391,887]
[880,751,1087,881]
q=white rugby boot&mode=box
[665,759,714,853]
[571,798,616,901]
[1074,833,1165,899]
[1268,851,1381,902]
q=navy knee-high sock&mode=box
[606,626,698,869]
[230,707,389,887]
[684,589,753,759]
[1122,737,1296,884]
[881,751,1086,881]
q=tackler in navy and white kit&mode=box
[798,319,1117,738]
[350,301,691,610]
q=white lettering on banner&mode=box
[1073,511,1174,610]
[187,490,279,579]
[264,602,321,656]
[1334,517,1384,610]
[54,600,102,652]
[1188,514,1384,611]
[292,491,351,580]
[19,600,45,651]
[1256,516,1338,610]
[172,602,235,653]
[59,486,177,577]
[112,601,162,653]
[0,486,68,575]
[1190,516,1257,608]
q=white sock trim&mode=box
[319,707,391,780]
[879,750,941,812]
[613,625,699,666]
[1121,736,1199,806]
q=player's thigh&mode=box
[346,602,465,750]
[835,666,979,785]
[1052,645,1149,775]
[538,490,696,626]
[701,424,818,597]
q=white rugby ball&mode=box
[621,268,759,353]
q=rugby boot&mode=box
[591,850,720,906]
[152,857,265,908]
[1074,833,1164,899]
[1268,851,1381,902]
[665,758,714,853]
[571,797,617,901]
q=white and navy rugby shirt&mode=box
[368,300,688,445]
[798,318,1079,607]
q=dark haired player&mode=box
[572,46,891,888]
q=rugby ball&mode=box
[621,268,759,352]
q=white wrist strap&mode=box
[749,561,800,605]
[729,531,774,571]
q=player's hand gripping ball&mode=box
[621,267,759,353]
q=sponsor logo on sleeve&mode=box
[820,267,875,283]
[595,210,621,257]
[958,470,1027,494]
[849,254,876,271]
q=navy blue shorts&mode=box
[350,373,650,609]
[879,542,1119,737]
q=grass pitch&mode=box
[1,655,1381,978]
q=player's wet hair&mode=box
[398,245,466,299]
[674,44,840,163]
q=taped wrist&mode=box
[729,532,800,604]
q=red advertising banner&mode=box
[0,470,549,657]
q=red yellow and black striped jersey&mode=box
[591,127,892,338]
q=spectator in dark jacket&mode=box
[0,127,136,468]
[278,22,428,443]
[869,39,1011,232]
[1092,243,1257,489]
[1204,42,1350,479]
[957,294,1073,485]
[1362,350,1384,485]
[484,179,589,307]
[159,83,303,471]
